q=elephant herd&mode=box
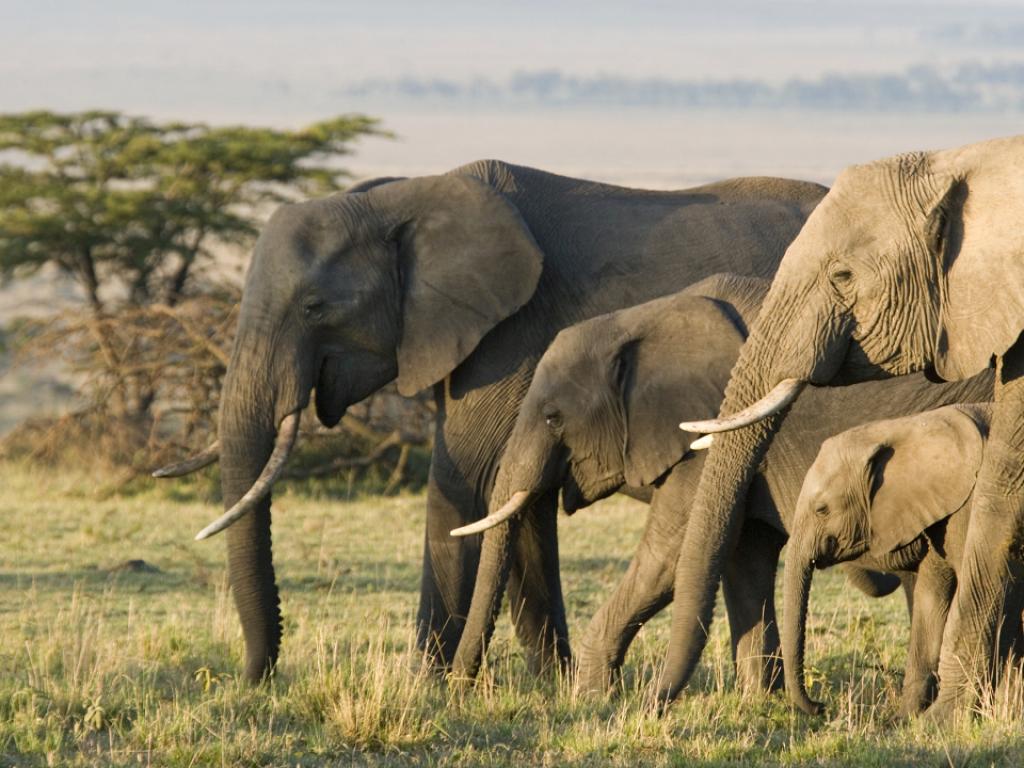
[156,134,1024,721]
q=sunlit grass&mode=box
[2,459,1023,766]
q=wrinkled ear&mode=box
[620,295,747,487]
[867,407,984,553]
[367,174,544,396]
[934,173,1024,380]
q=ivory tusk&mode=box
[194,412,301,541]
[689,434,714,451]
[679,378,805,435]
[450,490,532,537]
[152,441,220,478]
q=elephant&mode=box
[665,135,1024,717]
[449,273,993,695]
[783,404,1024,718]
[154,160,829,682]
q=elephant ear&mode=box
[866,406,984,553]
[366,174,544,396]
[934,171,1024,380]
[618,294,748,487]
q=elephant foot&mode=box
[923,695,966,725]
[574,655,622,696]
[897,675,937,720]
[735,653,784,696]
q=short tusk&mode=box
[152,441,220,478]
[194,412,301,541]
[679,378,805,435]
[689,434,714,451]
[450,490,532,537]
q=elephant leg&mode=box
[575,471,692,693]
[416,456,481,669]
[507,491,572,677]
[722,519,786,694]
[930,353,1024,718]
[900,555,956,718]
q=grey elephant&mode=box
[782,404,1024,717]
[449,274,992,694]
[666,135,1024,718]
[155,161,827,682]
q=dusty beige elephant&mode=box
[667,135,1024,719]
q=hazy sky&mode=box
[5,1,1024,122]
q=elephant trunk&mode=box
[449,506,524,681]
[782,539,825,715]
[216,325,310,683]
[657,305,802,703]
[219,384,282,682]
[449,422,559,680]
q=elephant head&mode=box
[662,136,1024,702]
[781,405,986,714]
[161,173,545,681]
[447,274,766,679]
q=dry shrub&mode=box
[2,291,434,488]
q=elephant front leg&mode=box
[900,554,955,718]
[417,457,482,669]
[929,357,1024,719]
[575,482,685,693]
[722,519,786,694]
[507,491,572,676]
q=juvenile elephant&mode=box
[666,135,1024,717]
[155,161,827,681]
[783,404,1024,717]
[450,274,993,692]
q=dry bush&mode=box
[1,292,434,489]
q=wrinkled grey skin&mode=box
[452,274,993,693]
[781,404,1023,718]
[662,135,1024,718]
[214,160,828,682]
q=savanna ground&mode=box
[2,460,1024,767]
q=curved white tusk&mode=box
[450,490,532,537]
[194,412,301,541]
[689,434,714,451]
[679,378,805,435]
[152,441,220,478]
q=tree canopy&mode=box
[0,110,385,311]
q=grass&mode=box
[2,460,1023,766]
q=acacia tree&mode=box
[0,110,384,433]
[0,110,383,312]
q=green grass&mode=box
[2,460,1023,766]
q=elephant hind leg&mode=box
[723,519,787,694]
[900,553,956,718]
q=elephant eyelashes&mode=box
[814,504,829,518]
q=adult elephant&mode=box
[666,135,1024,718]
[157,161,827,682]
[449,274,991,692]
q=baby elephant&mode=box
[783,403,1023,717]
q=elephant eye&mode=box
[543,409,563,431]
[814,504,829,518]
[303,299,326,318]
[829,264,853,284]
